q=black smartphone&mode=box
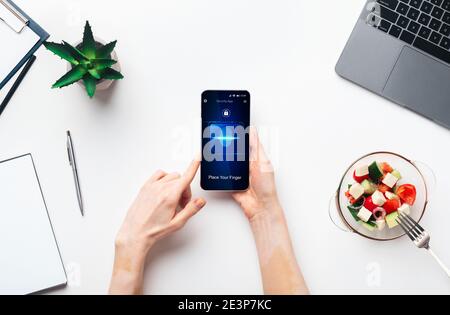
[201,90,250,191]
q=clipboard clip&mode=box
[0,0,28,33]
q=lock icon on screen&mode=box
[222,109,231,118]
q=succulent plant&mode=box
[44,21,124,98]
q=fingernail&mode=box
[195,198,206,208]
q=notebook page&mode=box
[0,155,66,294]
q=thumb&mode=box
[232,191,246,205]
[170,198,206,231]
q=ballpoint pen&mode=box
[67,130,84,216]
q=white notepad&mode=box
[0,155,67,295]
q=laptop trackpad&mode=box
[383,46,450,127]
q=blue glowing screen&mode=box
[201,91,250,191]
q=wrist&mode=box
[249,202,285,226]
[246,198,283,221]
[113,237,151,273]
[249,205,290,254]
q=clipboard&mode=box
[0,0,49,90]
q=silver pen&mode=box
[67,130,84,216]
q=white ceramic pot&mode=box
[67,37,121,92]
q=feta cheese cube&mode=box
[357,207,373,223]
[349,183,365,200]
[372,190,387,206]
[355,165,369,177]
[398,204,411,215]
[376,220,386,231]
[385,191,399,201]
[382,173,399,188]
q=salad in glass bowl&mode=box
[345,161,417,232]
[332,152,431,241]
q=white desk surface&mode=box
[1,0,449,295]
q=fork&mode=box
[397,212,450,278]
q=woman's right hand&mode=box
[115,160,205,259]
[232,128,282,221]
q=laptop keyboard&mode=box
[371,0,450,64]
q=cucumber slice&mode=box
[360,221,377,232]
[347,206,361,222]
[392,185,398,194]
[361,179,377,194]
[386,211,399,229]
[369,161,384,182]
[392,170,402,180]
[385,191,399,201]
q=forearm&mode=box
[250,206,309,295]
[109,243,148,295]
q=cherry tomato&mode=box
[383,199,400,214]
[364,196,378,212]
[381,162,393,174]
[378,183,391,193]
[397,184,417,205]
[353,170,369,183]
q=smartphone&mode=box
[201,90,250,191]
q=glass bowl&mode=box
[330,152,434,241]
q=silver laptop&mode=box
[336,0,450,129]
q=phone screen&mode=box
[201,91,250,191]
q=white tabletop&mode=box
[1,0,449,295]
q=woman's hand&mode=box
[110,160,205,295]
[116,159,205,254]
[232,128,281,221]
[232,128,309,295]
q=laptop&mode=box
[336,0,450,129]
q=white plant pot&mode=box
[67,37,121,92]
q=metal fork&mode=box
[397,213,450,278]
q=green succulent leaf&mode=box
[96,40,117,59]
[62,41,88,63]
[44,42,80,65]
[100,68,124,80]
[52,65,87,89]
[83,74,97,98]
[88,69,101,79]
[92,58,117,71]
[82,21,96,59]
